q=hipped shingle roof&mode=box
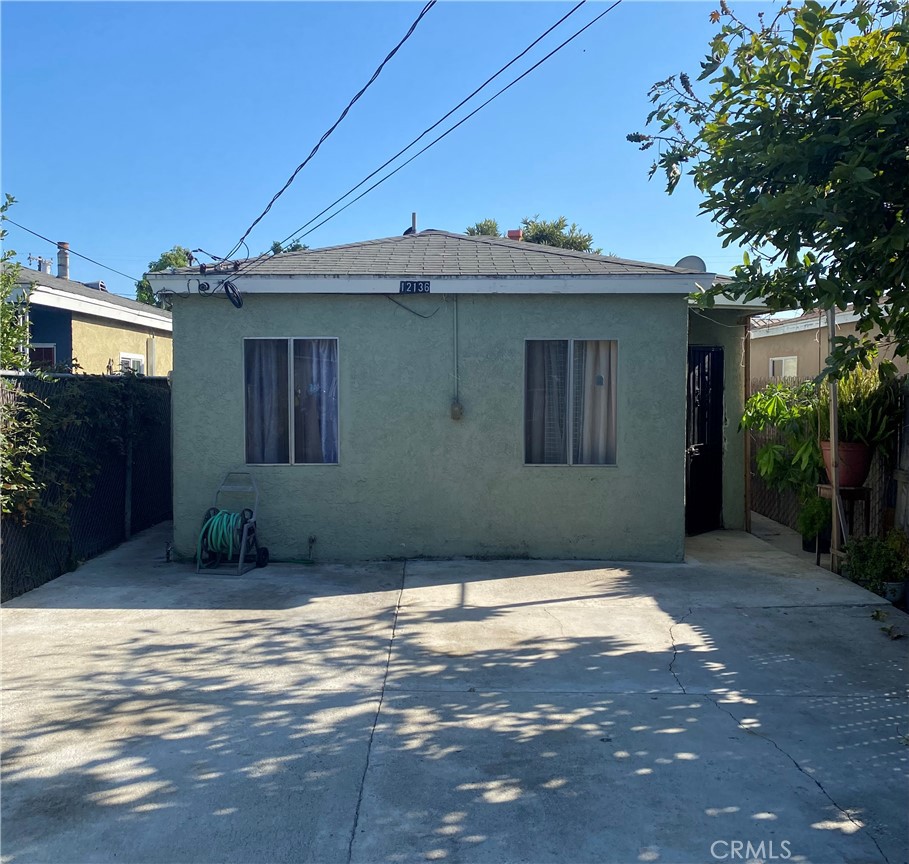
[162,230,707,280]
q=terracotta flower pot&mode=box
[820,441,873,488]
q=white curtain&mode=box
[245,339,289,463]
[573,340,617,464]
[293,339,338,463]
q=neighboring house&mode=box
[147,230,763,563]
[750,308,908,381]
[14,258,172,375]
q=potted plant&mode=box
[796,494,831,553]
[816,367,903,487]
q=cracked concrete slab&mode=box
[2,606,397,695]
[351,691,889,864]
[2,522,907,864]
[388,602,681,694]
[403,535,880,616]
[2,530,402,696]
[1,687,378,864]
[707,694,909,864]
[671,605,909,697]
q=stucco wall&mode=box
[687,309,748,531]
[71,315,173,375]
[751,318,908,380]
[172,292,689,562]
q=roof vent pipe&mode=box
[57,242,70,280]
[507,229,523,241]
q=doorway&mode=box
[686,346,724,535]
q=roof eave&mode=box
[146,272,710,296]
[26,284,173,332]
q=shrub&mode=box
[843,530,909,595]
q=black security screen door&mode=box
[686,347,724,535]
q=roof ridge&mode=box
[413,230,699,274]
[146,230,709,280]
[293,235,409,255]
[243,235,411,271]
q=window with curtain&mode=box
[525,339,617,465]
[245,338,338,464]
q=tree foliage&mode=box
[1,195,30,371]
[465,219,501,237]
[136,245,192,305]
[628,0,909,376]
[466,216,599,252]
[520,216,598,252]
[271,240,308,255]
[1,194,45,517]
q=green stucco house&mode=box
[147,230,760,563]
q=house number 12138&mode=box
[399,280,431,293]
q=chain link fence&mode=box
[1,374,171,600]
[750,430,894,536]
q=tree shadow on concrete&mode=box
[2,554,907,864]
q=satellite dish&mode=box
[675,255,707,272]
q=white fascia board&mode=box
[701,295,768,312]
[27,285,172,333]
[145,273,709,295]
[751,309,859,338]
[689,281,768,312]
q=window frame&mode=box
[522,337,619,467]
[769,355,798,378]
[29,343,56,369]
[243,336,341,467]
[119,352,145,374]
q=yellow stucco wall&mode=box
[70,314,173,375]
[751,318,907,381]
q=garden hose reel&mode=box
[196,472,269,576]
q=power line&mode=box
[247,0,623,266]
[264,0,589,261]
[4,218,143,289]
[220,0,438,262]
[231,0,618,283]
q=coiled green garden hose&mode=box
[197,509,244,564]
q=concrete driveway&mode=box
[2,525,907,864]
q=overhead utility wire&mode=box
[231,0,609,282]
[4,218,143,286]
[228,0,587,281]
[265,0,589,259]
[220,0,438,262]
[245,0,623,266]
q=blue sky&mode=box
[2,1,754,297]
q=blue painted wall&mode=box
[29,307,72,365]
